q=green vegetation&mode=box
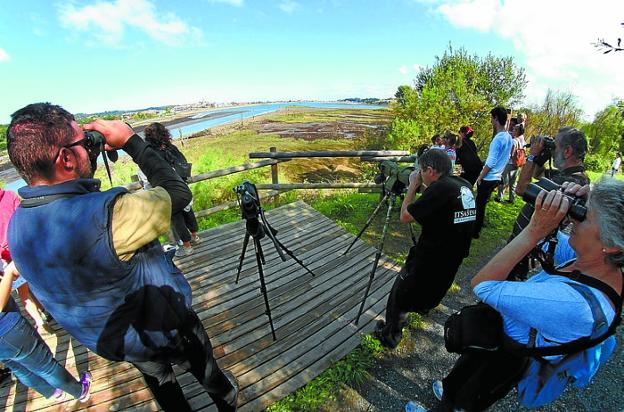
[265,107,391,124]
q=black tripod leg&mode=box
[408,222,417,246]
[273,237,317,277]
[344,193,389,255]
[355,194,395,325]
[260,209,286,261]
[235,232,251,283]
[253,237,277,340]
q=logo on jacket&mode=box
[454,186,476,223]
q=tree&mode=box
[388,45,527,151]
[583,101,624,171]
[526,90,584,138]
[394,85,414,107]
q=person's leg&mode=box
[441,350,527,412]
[176,311,237,412]
[377,269,411,348]
[172,212,193,257]
[496,166,510,201]
[473,180,498,237]
[508,167,518,202]
[132,360,192,412]
[2,317,83,398]
[3,359,56,398]
[183,208,199,234]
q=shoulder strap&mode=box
[20,193,78,208]
[505,274,622,357]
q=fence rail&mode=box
[125,147,397,217]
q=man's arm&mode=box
[400,172,422,223]
[515,137,543,196]
[471,189,569,288]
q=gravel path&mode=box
[326,241,624,412]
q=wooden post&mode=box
[270,147,279,203]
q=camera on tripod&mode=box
[525,136,555,167]
[523,177,587,221]
[374,160,414,195]
[234,180,265,238]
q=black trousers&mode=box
[380,256,462,348]
[435,350,528,412]
[473,180,500,236]
[172,208,199,243]
[131,311,236,412]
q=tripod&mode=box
[344,190,417,324]
[235,208,316,340]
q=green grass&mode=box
[265,107,392,124]
[586,170,624,183]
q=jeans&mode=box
[131,310,236,412]
[497,164,519,201]
[0,316,82,398]
[474,179,500,236]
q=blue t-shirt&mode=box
[484,131,512,181]
[474,236,616,349]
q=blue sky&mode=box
[1,0,622,123]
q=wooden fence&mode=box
[126,148,413,217]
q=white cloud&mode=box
[279,0,300,14]
[58,0,203,46]
[207,0,244,6]
[399,65,409,74]
[416,0,624,118]
[0,48,10,62]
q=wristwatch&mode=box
[527,154,535,162]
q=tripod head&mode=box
[234,180,265,238]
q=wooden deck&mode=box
[0,201,400,411]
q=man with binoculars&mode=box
[507,127,590,280]
[6,103,238,411]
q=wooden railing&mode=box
[126,148,413,217]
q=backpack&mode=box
[516,281,619,408]
[163,146,192,181]
[511,142,526,167]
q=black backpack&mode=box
[163,146,192,181]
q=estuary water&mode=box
[5,101,386,191]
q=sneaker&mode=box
[190,234,201,246]
[174,246,194,258]
[222,370,239,409]
[432,380,443,401]
[78,371,92,403]
[52,388,68,402]
[405,400,427,412]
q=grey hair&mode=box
[588,178,624,267]
[558,126,587,161]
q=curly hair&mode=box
[8,102,75,183]
[143,122,173,149]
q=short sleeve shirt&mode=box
[407,175,476,259]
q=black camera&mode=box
[523,177,587,221]
[234,180,264,237]
[527,136,555,167]
[374,160,414,195]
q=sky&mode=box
[1,0,623,123]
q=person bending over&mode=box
[374,149,476,349]
[6,103,237,412]
[415,180,622,412]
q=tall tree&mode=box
[526,90,584,138]
[388,45,526,151]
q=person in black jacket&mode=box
[144,122,200,258]
[456,126,482,186]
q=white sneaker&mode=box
[174,246,193,258]
[190,235,201,246]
